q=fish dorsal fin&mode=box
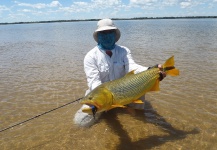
[150,80,160,91]
[125,70,135,76]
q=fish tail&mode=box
[163,56,179,76]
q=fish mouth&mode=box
[82,103,98,118]
[84,103,98,108]
[82,103,98,111]
[83,102,100,109]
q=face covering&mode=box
[97,31,116,50]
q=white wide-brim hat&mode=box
[93,18,121,43]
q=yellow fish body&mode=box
[80,56,179,114]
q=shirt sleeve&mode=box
[84,54,102,91]
[123,47,149,74]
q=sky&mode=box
[0,0,217,23]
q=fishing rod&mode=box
[0,97,83,133]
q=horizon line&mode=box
[1,15,217,25]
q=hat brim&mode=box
[93,28,121,43]
[95,26,117,32]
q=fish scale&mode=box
[106,68,160,105]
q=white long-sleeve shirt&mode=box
[74,45,148,126]
[84,45,148,93]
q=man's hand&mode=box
[158,64,166,81]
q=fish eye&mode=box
[88,97,92,100]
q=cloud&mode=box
[73,2,89,6]
[0,5,10,11]
[128,0,211,9]
[50,1,62,7]
[92,0,122,6]
[14,1,62,9]
[15,1,46,9]
[130,0,157,4]
[162,0,178,6]
[130,0,158,6]
[8,13,28,19]
[89,0,122,10]
[20,9,32,13]
[179,0,208,9]
[180,1,192,8]
[57,0,123,14]
[5,0,216,23]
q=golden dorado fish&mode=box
[80,56,179,116]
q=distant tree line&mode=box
[1,16,217,25]
[130,16,217,20]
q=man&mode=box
[74,18,165,127]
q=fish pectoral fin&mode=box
[82,108,93,114]
[105,105,126,112]
[132,100,144,104]
[111,105,126,108]
[150,80,160,91]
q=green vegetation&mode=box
[1,16,217,25]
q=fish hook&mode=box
[91,105,97,119]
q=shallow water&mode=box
[0,19,217,149]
